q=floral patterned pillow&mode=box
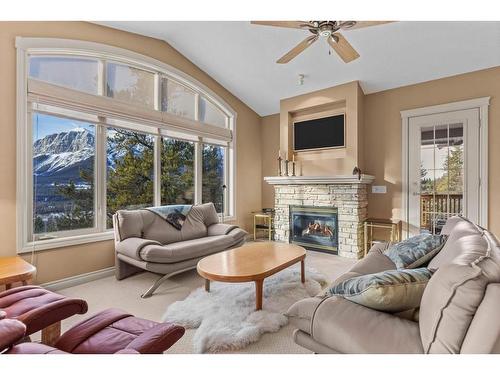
[384,233,447,269]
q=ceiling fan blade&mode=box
[328,33,360,63]
[339,21,394,30]
[251,21,313,29]
[277,35,319,64]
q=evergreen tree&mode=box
[436,146,463,194]
[202,145,224,213]
[54,167,94,230]
[106,129,155,226]
[420,163,433,193]
[160,138,194,205]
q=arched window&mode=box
[16,38,236,252]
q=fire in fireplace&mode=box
[289,206,338,254]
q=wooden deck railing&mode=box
[420,194,463,231]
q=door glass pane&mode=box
[161,138,195,205]
[419,123,464,234]
[161,78,195,119]
[106,63,155,108]
[32,113,95,238]
[106,128,154,227]
[199,96,227,127]
[29,56,99,94]
[202,144,225,213]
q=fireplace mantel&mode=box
[264,175,375,185]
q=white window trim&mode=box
[400,97,489,239]
[16,37,237,253]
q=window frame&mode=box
[16,37,237,253]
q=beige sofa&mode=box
[287,216,500,353]
[113,203,247,298]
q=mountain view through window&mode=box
[32,113,96,236]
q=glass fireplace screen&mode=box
[289,206,338,254]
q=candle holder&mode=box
[291,160,296,176]
[284,159,289,177]
[277,156,283,176]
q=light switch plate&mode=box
[372,185,387,194]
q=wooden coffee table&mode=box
[197,242,306,310]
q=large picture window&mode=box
[17,38,235,252]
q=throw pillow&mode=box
[326,268,435,313]
[384,233,447,269]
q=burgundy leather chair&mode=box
[0,286,88,344]
[1,308,185,354]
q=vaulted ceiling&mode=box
[97,21,500,116]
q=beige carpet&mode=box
[44,250,354,354]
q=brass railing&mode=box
[420,194,463,231]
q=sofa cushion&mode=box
[419,224,500,353]
[350,242,396,274]
[140,211,183,244]
[440,215,463,235]
[419,264,488,353]
[310,296,423,353]
[384,233,447,269]
[460,283,500,353]
[327,268,434,313]
[115,210,144,240]
[139,235,235,263]
[428,217,493,270]
[330,242,396,286]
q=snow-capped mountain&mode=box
[33,129,95,177]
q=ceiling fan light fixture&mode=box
[319,29,332,38]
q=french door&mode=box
[406,108,481,235]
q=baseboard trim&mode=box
[41,267,115,291]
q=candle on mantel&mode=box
[292,153,295,162]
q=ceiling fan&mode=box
[251,21,392,64]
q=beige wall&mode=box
[261,67,500,237]
[364,66,500,236]
[0,22,262,283]
[260,114,280,208]
[279,81,364,176]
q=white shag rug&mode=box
[162,265,327,353]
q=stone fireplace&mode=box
[264,175,374,259]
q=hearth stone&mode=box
[269,181,370,259]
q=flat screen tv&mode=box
[293,114,345,151]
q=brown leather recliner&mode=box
[0,285,88,343]
[1,308,185,354]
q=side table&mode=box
[0,256,36,290]
[363,218,401,257]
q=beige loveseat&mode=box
[287,216,500,353]
[113,203,247,298]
